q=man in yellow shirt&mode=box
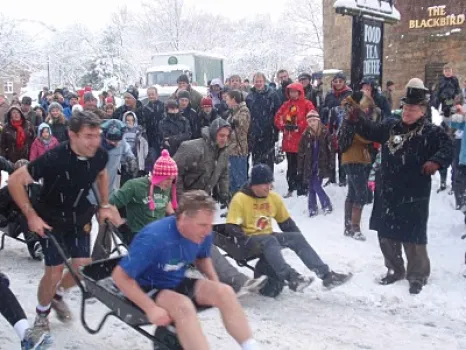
[226,164,351,292]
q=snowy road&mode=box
[1,165,466,349]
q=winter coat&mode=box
[173,119,230,201]
[170,86,203,112]
[0,101,10,124]
[226,102,250,156]
[450,114,466,165]
[0,107,35,163]
[181,106,200,140]
[372,91,392,120]
[298,124,334,181]
[29,123,60,161]
[321,86,353,130]
[84,106,108,120]
[435,76,461,109]
[46,115,69,143]
[356,116,453,244]
[192,109,220,140]
[274,83,315,153]
[303,84,322,111]
[112,101,144,122]
[246,86,282,153]
[158,113,191,156]
[142,100,165,149]
[122,113,149,172]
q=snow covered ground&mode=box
[1,162,466,350]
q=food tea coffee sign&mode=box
[362,20,382,79]
[409,6,465,29]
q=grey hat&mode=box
[177,90,191,100]
[83,92,96,103]
[48,102,63,112]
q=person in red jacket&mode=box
[29,123,60,161]
[275,82,315,197]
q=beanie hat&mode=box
[177,74,190,84]
[101,119,126,141]
[177,90,191,100]
[306,110,320,120]
[21,96,32,105]
[48,102,63,113]
[201,97,213,108]
[124,91,137,101]
[333,72,346,81]
[298,73,312,81]
[149,149,178,211]
[68,92,78,100]
[250,164,274,186]
[105,96,114,104]
[83,92,96,103]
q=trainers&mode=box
[33,314,50,334]
[288,272,314,292]
[237,276,268,297]
[51,297,72,323]
[322,271,352,289]
[309,210,318,218]
[21,327,52,350]
[322,207,333,215]
[344,229,353,237]
[409,280,423,294]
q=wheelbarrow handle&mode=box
[45,231,87,295]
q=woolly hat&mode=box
[149,149,178,211]
[306,110,320,120]
[124,89,137,100]
[165,99,179,111]
[21,96,32,105]
[177,74,190,84]
[201,97,213,108]
[177,90,191,100]
[48,102,63,113]
[298,73,312,81]
[250,164,274,186]
[105,96,114,104]
[101,119,126,141]
[333,72,346,81]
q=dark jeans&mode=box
[286,152,299,192]
[330,151,346,184]
[0,273,27,328]
[454,165,466,209]
[211,246,248,292]
[345,163,370,207]
[308,173,331,212]
[243,232,330,281]
[378,235,431,284]
[251,148,275,173]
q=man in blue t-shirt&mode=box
[112,190,259,350]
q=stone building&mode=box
[323,0,466,107]
[0,71,29,101]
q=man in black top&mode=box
[8,111,114,338]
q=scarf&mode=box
[11,119,26,149]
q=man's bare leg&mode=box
[194,280,253,345]
[58,258,92,290]
[155,290,209,350]
[38,265,65,307]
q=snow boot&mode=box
[409,280,423,294]
[344,200,353,237]
[288,271,314,292]
[237,276,268,297]
[351,206,366,241]
[21,328,52,350]
[322,271,353,289]
[379,271,405,285]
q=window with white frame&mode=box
[3,81,13,93]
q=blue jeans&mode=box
[229,155,248,194]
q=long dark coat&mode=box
[357,116,453,244]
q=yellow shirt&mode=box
[226,191,290,235]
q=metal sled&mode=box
[46,226,204,350]
[213,224,285,297]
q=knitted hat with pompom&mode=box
[149,149,178,211]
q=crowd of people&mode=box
[0,65,465,349]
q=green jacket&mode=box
[109,176,170,233]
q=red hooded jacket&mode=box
[274,82,315,153]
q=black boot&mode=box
[322,271,353,289]
[409,281,423,294]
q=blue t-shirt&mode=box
[119,216,212,289]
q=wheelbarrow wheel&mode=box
[254,257,285,298]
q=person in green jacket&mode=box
[109,149,178,244]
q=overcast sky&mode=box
[4,0,285,31]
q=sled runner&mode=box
[213,224,285,297]
[46,226,208,350]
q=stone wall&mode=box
[323,0,466,108]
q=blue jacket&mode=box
[450,114,466,165]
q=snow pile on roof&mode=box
[146,64,191,73]
[333,0,401,23]
[151,51,226,60]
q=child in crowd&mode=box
[297,110,334,217]
[29,123,59,161]
[123,111,148,178]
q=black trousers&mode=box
[251,148,275,173]
[286,153,299,192]
[0,274,27,328]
